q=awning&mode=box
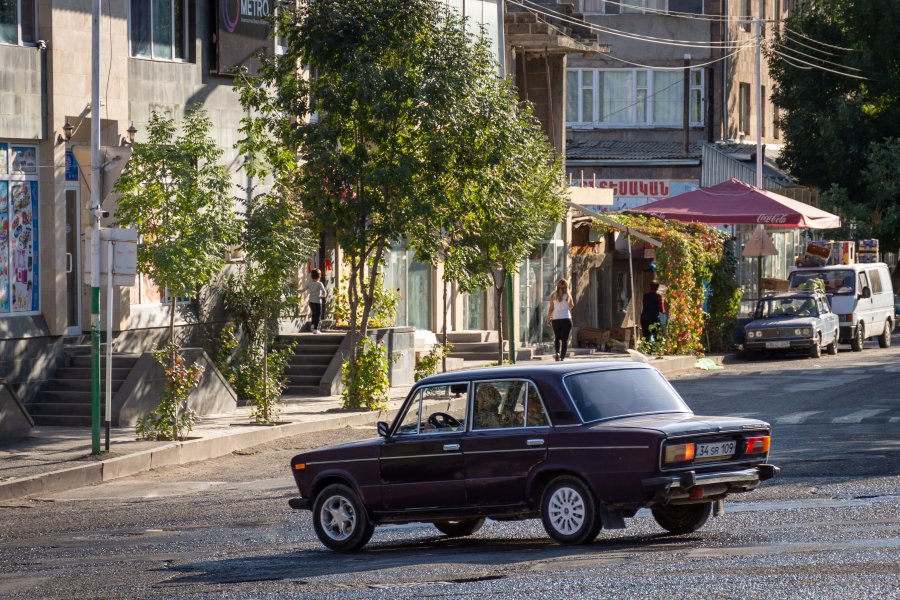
[632,179,841,229]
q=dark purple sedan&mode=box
[289,361,778,551]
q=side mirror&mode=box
[377,421,390,438]
[861,286,872,299]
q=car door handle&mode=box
[526,438,545,447]
[66,252,73,274]
[443,443,460,451]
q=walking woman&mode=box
[547,278,575,361]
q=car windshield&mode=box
[563,368,690,423]
[755,295,819,318]
[789,270,855,295]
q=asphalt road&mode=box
[1,339,898,599]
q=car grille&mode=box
[754,328,801,339]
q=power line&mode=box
[783,26,859,52]
[774,40,863,73]
[781,32,842,57]
[605,42,753,70]
[588,0,737,22]
[770,48,869,80]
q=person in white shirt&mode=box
[307,269,327,334]
[547,278,575,361]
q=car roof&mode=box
[762,291,819,299]
[416,360,649,385]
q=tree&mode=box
[115,104,241,439]
[115,105,241,343]
[238,0,566,395]
[768,0,900,250]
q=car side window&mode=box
[869,270,883,294]
[395,384,467,436]
[473,380,548,430]
[858,272,869,294]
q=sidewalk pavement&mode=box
[0,351,718,503]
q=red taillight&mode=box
[745,436,771,454]
[664,442,695,463]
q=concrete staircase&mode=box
[278,332,346,396]
[505,0,603,48]
[446,330,533,362]
[28,347,140,427]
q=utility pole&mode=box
[683,53,691,155]
[90,0,102,455]
[754,17,764,189]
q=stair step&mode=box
[278,333,346,344]
[282,385,321,396]
[55,367,134,380]
[449,341,508,353]
[36,390,93,403]
[69,355,140,369]
[285,375,321,386]
[288,343,342,354]
[32,415,95,427]
[288,354,332,366]
[28,402,95,416]
[284,365,328,377]
[46,378,125,392]
[446,330,499,343]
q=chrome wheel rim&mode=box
[320,494,356,541]
[548,486,586,535]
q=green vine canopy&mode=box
[597,214,741,355]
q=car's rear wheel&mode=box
[809,333,822,358]
[540,476,601,545]
[851,323,865,352]
[652,502,713,535]
[312,483,374,552]
[433,518,485,537]
[878,319,892,348]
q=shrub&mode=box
[414,343,451,381]
[341,337,390,411]
[136,344,203,441]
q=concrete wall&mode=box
[0,381,33,441]
[0,45,43,138]
[0,318,62,403]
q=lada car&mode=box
[288,362,778,552]
[743,291,840,358]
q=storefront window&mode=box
[0,143,39,314]
[383,242,432,331]
[518,224,564,346]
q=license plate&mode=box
[695,441,736,460]
[765,340,790,349]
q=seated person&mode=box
[474,386,503,429]
[797,298,817,317]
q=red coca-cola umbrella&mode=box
[632,179,840,229]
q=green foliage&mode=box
[414,343,451,381]
[598,215,739,355]
[341,338,390,411]
[136,344,202,441]
[114,104,240,338]
[768,2,900,250]
[704,239,743,352]
[232,341,294,424]
[637,322,667,357]
[332,271,399,329]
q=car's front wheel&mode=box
[827,335,838,355]
[312,483,374,552]
[433,518,485,537]
[851,323,865,352]
[540,476,601,545]
[809,333,822,358]
[878,319,892,348]
[652,502,713,535]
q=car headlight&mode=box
[803,328,812,336]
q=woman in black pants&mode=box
[547,279,575,361]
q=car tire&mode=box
[827,336,838,355]
[433,518,486,537]
[312,483,375,552]
[540,476,601,545]
[651,502,713,535]
[851,323,865,352]
[878,319,892,348]
[809,333,822,358]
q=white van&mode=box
[787,263,894,351]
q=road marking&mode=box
[776,411,822,424]
[832,409,890,423]
[890,417,900,423]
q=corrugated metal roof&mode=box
[566,139,705,160]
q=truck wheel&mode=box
[809,333,822,358]
[652,502,713,535]
[312,483,375,552]
[826,336,838,355]
[540,476,601,545]
[878,319,892,348]
[851,323,865,352]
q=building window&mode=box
[581,0,703,14]
[741,0,751,31]
[566,68,704,127]
[0,143,40,314]
[739,82,751,135]
[0,0,36,45]
[130,0,188,60]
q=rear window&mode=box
[563,368,690,423]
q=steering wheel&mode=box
[427,412,461,429]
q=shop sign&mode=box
[570,178,698,211]
[217,0,273,76]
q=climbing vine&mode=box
[597,214,741,355]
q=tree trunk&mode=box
[262,306,269,422]
[495,284,504,364]
[442,279,448,372]
[169,296,177,348]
